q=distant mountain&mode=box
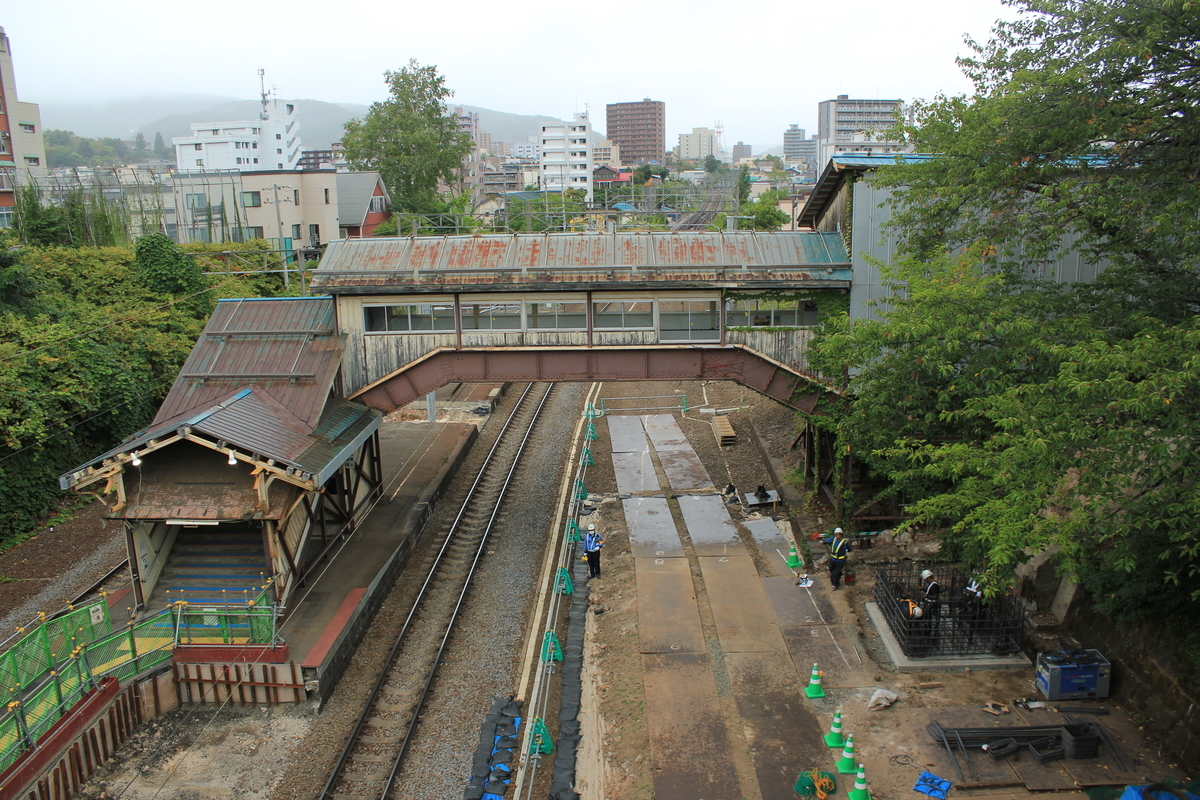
[39,94,240,139]
[40,94,576,154]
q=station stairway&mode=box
[146,531,271,611]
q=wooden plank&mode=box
[712,416,736,446]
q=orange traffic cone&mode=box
[824,710,845,747]
[847,763,872,800]
[805,662,825,698]
[835,734,857,774]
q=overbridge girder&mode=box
[351,347,827,413]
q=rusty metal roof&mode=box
[60,296,382,497]
[311,231,851,292]
[154,297,342,430]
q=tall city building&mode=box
[174,91,302,173]
[0,26,47,228]
[592,139,620,168]
[731,141,752,163]
[677,128,719,162]
[539,112,593,200]
[817,95,906,142]
[783,125,807,160]
[605,98,666,165]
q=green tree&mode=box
[736,165,751,203]
[134,132,147,153]
[342,60,472,213]
[703,155,722,173]
[809,0,1200,618]
[134,233,213,318]
[876,0,1200,302]
[152,132,168,158]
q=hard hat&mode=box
[921,569,934,581]
[910,604,924,619]
[833,527,844,534]
[587,523,596,531]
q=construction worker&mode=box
[824,527,851,590]
[583,523,604,579]
[920,568,941,651]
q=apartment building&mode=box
[731,141,752,163]
[817,95,906,142]
[605,98,665,165]
[677,128,719,161]
[173,98,302,173]
[539,113,593,199]
[592,139,620,168]
[0,26,47,227]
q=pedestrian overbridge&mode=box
[310,231,850,411]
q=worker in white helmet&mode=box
[918,568,942,653]
[823,527,851,590]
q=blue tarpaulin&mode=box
[914,770,953,800]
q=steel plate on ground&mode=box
[612,451,658,494]
[763,578,837,628]
[623,496,683,558]
[642,652,743,800]
[725,651,830,800]
[677,494,743,555]
[744,520,795,578]
[606,415,648,453]
[634,557,706,654]
[698,556,786,654]
[643,413,690,449]
[780,625,871,688]
[658,448,713,492]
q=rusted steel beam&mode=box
[353,346,831,412]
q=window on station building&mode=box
[364,303,456,333]
[526,301,587,330]
[593,300,653,329]
[242,191,262,207]
[724,298,818,327]
[461,302,522,331]
[659,299,721,342]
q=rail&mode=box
[319,382,554,800]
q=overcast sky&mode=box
[5,0,1015,149]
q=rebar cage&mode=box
[873,563,1023,658]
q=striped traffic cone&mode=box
[847,763,872,800]
[805,663,826,698]
[787,541,803,569]
[835,734,858,774]
[823,710,845,747]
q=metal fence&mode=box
[0,592,278,774]
[873,563,1022,658]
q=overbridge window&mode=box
[527,301,586,330]
[593,300,653,329]
[365,303,456,332]
[659,300,721,342]
[725,298,818,327]
[461,302,522,330]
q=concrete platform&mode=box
[865,601,1032,672]
[277,416,480,703]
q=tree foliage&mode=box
[341,61,472,213]
[876,0,1200,291]
[809,0,1200,623]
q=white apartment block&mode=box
[817,131,911,167]
[539,113,593,200]
[173,99,302,173]
[677,127,718,161]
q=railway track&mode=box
[670,195,729,231]
[319,382,554,800]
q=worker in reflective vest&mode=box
[583,524,604,579]
[825,527,850,590]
